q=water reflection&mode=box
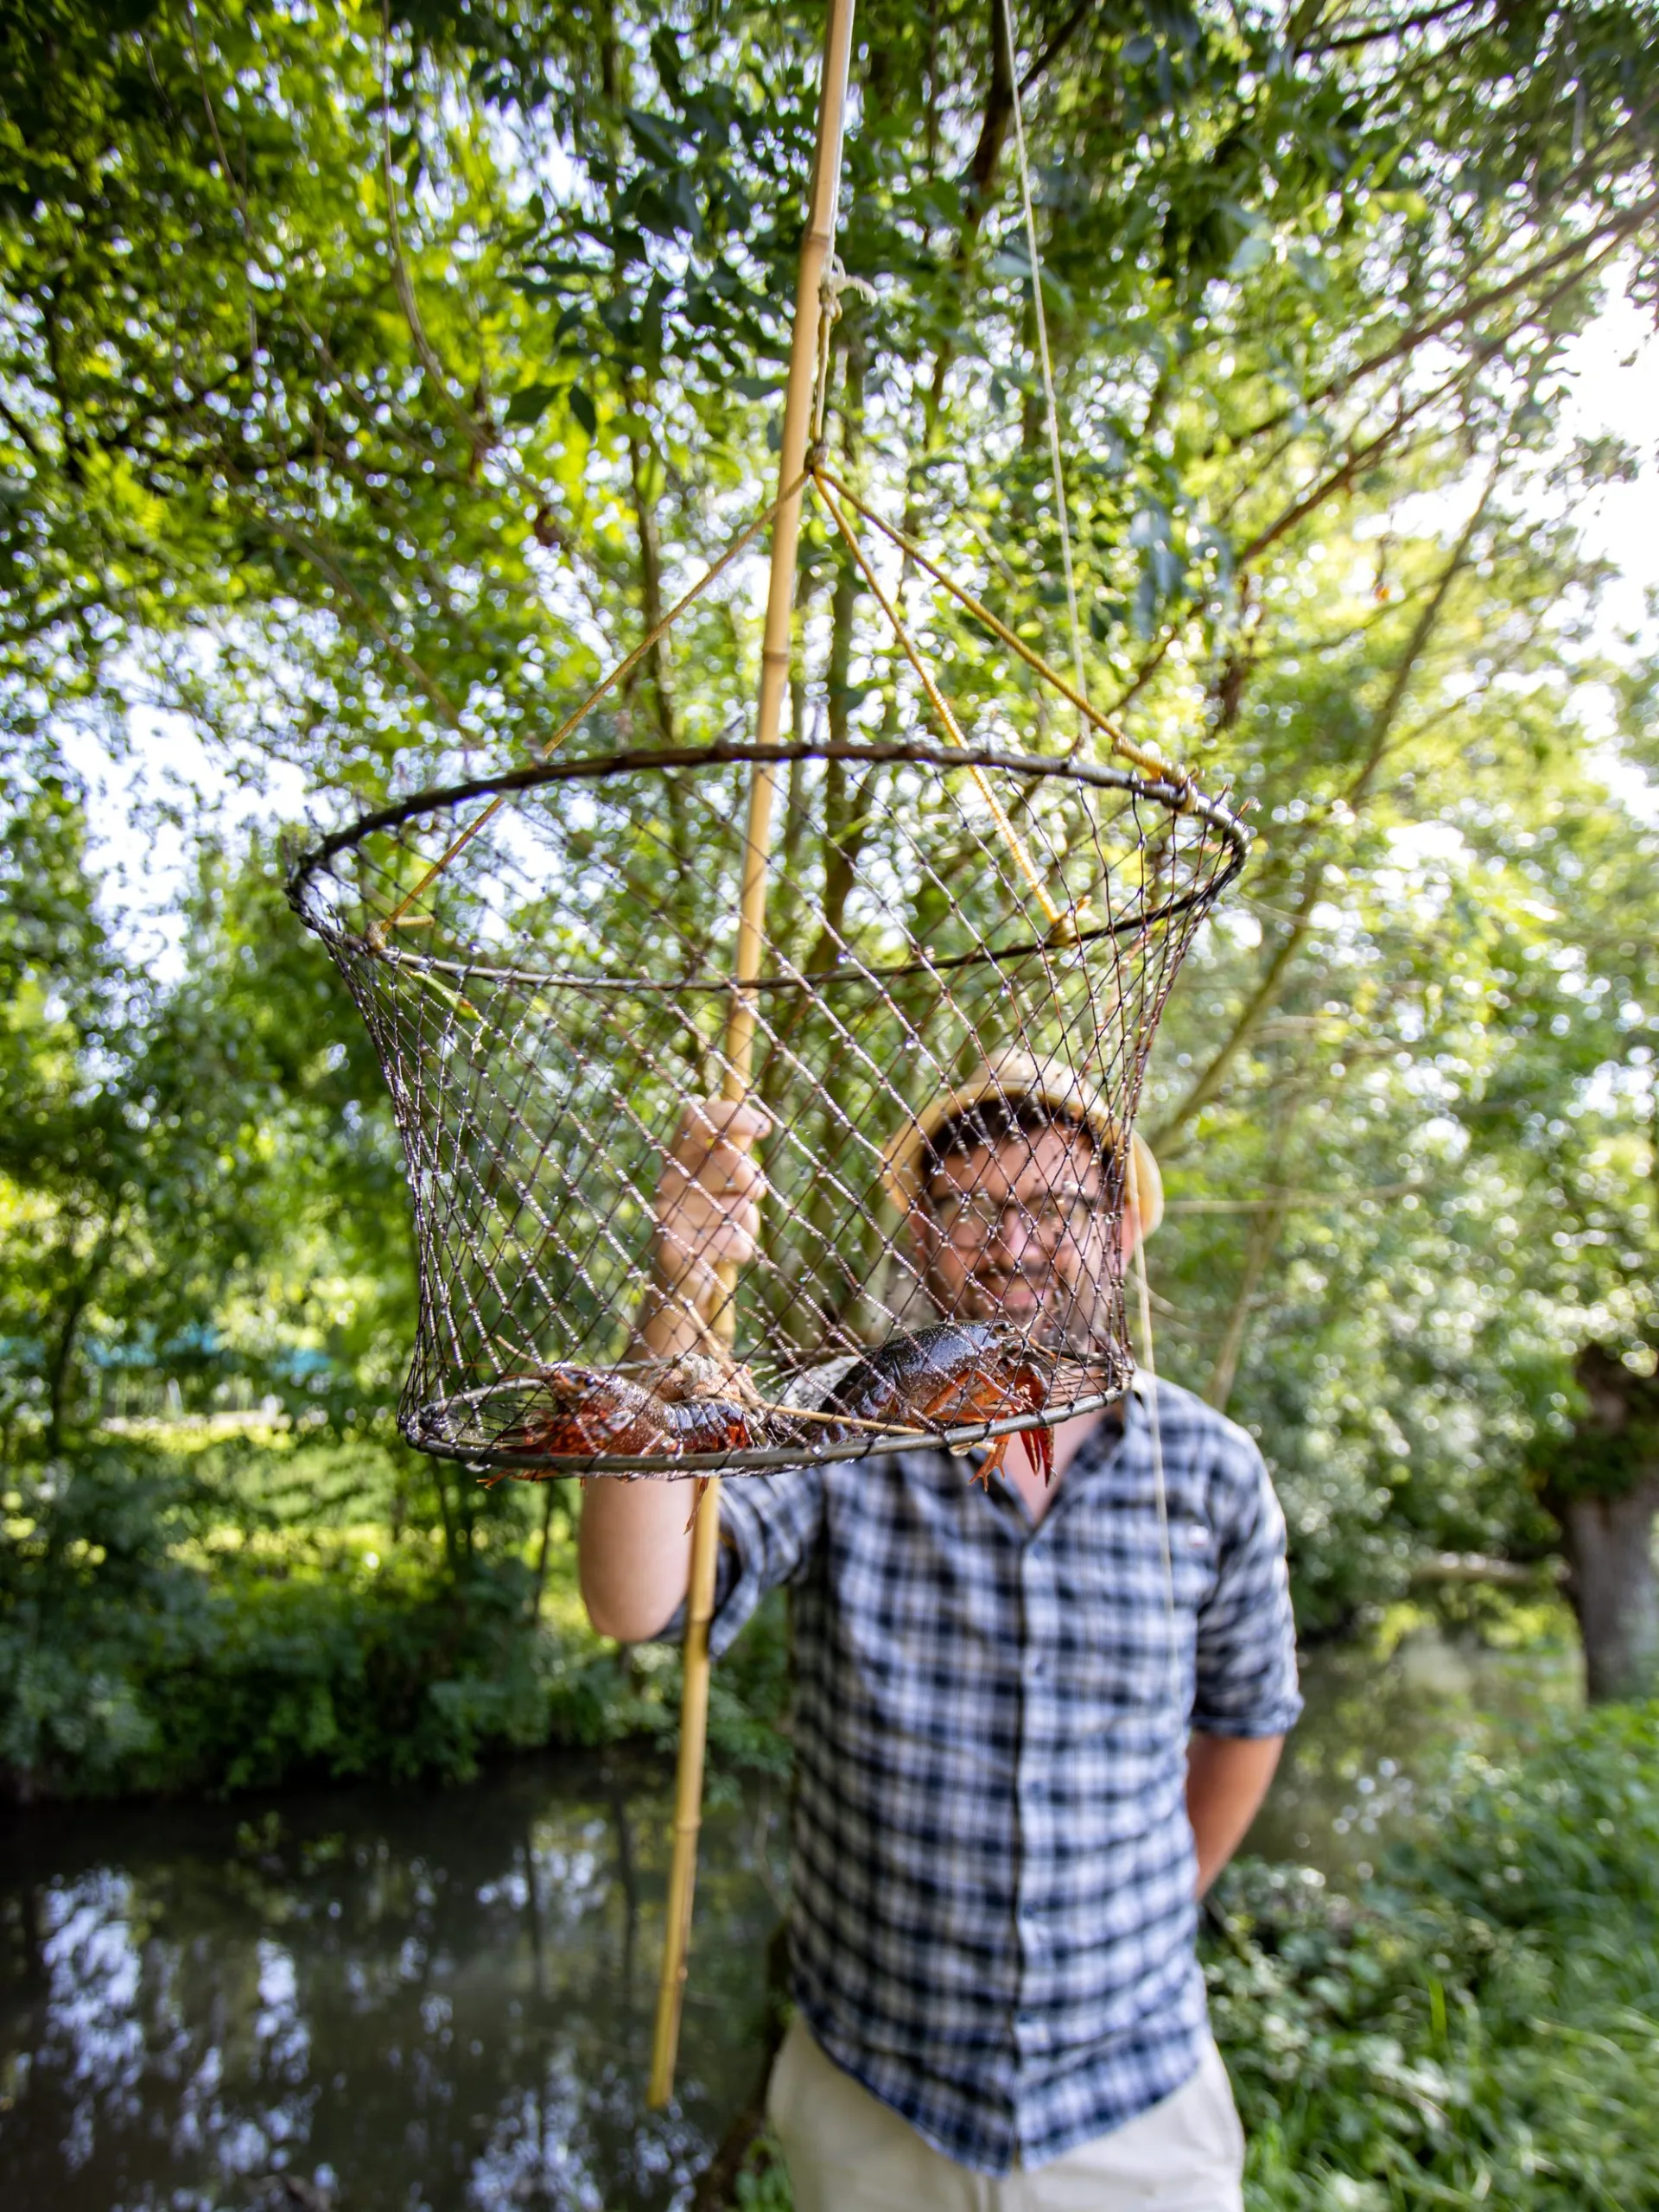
[1249,1628,1580,1878]
[0,1632,1579,2209]
[0,1752,786,2211]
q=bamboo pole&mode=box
[646,0,857,2110]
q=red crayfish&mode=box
[814,1319,1057,1483]
[488,1354,763,1462]
[486,1320,1056,1479]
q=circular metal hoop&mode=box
[289,738,1247,1474]
[290,739,1248,976]
[411,1377,1130,1478]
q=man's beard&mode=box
[938,1261,1113,1357]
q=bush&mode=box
[1,1539,556,1796]
[0,1444,793,1798]
[1209,1701,1659,2210]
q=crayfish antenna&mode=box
[682,1473,711,1535]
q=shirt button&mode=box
[1025,1652,1046,1680]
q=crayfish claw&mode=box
[976,1434,1009,1488]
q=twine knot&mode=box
[811,257,878,445]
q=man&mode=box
[579,1052,1300,2210]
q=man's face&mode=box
[918,1120,1132,1351]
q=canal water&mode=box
[0,1632,1578,2212]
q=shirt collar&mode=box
[973,1389,1130,1526]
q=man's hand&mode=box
[578,1096,770,1644]
[649,1096,771,1340]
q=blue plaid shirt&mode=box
[697,1374,1300,2174]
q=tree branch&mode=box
[1204,1189,1292,1414]
[1169,1179,1427,1214]
[1155,402,1522,1153]
[380,6,495,466]
[915,0,1018,454]
[964,0,1016,239]
[1016,0,1092,93]
[1306,0,1487,54]
[1152,867,1327,1155]
[1100,631,1175,719]
[1234,194,1658,452]
[233,498,464,727]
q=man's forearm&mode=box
[578,1472,696,1642]
[1185,1732,1283,1894]
[579,1262,727,1639]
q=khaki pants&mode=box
[766,2016,1245,2212]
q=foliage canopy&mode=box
[3,0,1658,1754]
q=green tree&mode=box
[4,0,1659,1718]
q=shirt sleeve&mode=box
[656,1462,824,1659]
[1192,1430,1302,1738]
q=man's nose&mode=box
[988,1202,1041,1259]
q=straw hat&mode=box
[880,1048,1164,1237]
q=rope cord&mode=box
[811,257,876,447]
[1129,1156,1179,1695]
[815,474,1067,932]
[999,0,1087,744]
[370,466,811,941]
[812,268,838,445]
[810,118,846,447]
[811,462,1192,802]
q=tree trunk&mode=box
[1544,1344,1659,1702]
[1551,1481,1659,1701]
[43,1218,118,1457]
[530,1482,558,1622]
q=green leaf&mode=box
[505,383,561,427]
[1228,234,1274,277]
[624,107,683,165]
[567,387,598,440]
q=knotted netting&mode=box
[289,695,1245,1477]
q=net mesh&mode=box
[289,733,1245,1476]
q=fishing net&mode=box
[287,478,1247,1477]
